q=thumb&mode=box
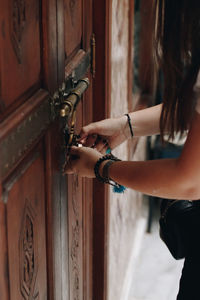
[69,146,80,157]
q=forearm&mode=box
[107,112,200,200]
[122,104,163,138]
[108,158,200,200]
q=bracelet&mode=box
[94,154,120,185]
[125,113,134,138]
[102,160,126,193]
[94,154,126,193]
[102,160,115,182]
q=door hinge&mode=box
[91,33,96,78]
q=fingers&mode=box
[78,131,97,147]
[79,123,98,143]
[93,137,107,153]
[79,131,109,151]
[79,121,110,150]
[69,145,80,156]
[64,145,104,178]
[84,134,98,147]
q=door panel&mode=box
[68,173,84,299]
[64,0,91,75]
[4,143,47,300]
[0,0,41,111]
[64,0,82,57]
[0,91,50,180]
[0,0,56,298]
[0,0,94,299]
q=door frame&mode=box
[93,1,135,299]
[92,1,112,299]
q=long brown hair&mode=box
[153,0,200,140]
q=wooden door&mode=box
[0,0,93,299]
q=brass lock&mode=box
[60,78,90,161]
[60,78,90,118]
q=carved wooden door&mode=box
[0,0,93,300]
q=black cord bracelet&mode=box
[102,160,115,182]
[125,113,134,138]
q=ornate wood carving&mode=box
[69,0,76,26]
[11,0,26,64]
[72,175,79,217]
[71,175,80,300]
[0,97,51,179]
[71,220,80,300]
[19,202,38,300]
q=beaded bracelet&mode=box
[125,113,134,138]
[94,154,126,193]
[102,160,115,182]
[94,154,120,185]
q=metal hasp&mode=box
[60,78,90,118]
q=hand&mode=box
[64,146,103,178]
[79,116,128,153]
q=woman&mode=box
[65,1,200,299]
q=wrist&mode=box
[125,113,134,138]
[98,160,107,177]
[94,154,120,184]
[118,115,130,140]
[94,154,126,193]
[119,114,134,140]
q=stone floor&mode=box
[128,204,184,300]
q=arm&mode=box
[67,112,200,200]
[80,103,163,151]
[108,112,200,200]
[67,105,200,200]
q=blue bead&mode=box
[106,147,111,154]
[113,185,126,194]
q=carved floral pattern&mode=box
[73,266,79,300]
[69,0,76,12]
[71,176,80,299]
[11,0,26,63]
[72,174,79,217]
[69,0,77,26]
[20,202,38,300]
[71,220,79,262]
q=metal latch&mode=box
[60,78,89,147]
[59,78,89,118]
